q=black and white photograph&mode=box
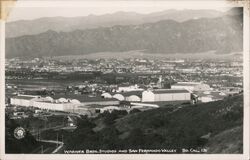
[0,0,249,159]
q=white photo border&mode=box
[0,1,249,160]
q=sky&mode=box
[7,1,235,22]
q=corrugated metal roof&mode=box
[120,91,143,98]
[151,89,190,94]
[172,82,201,87]
[12,96,36,100]
[51,94,118,102]
[111,91,143,98]
[193,91,227,99]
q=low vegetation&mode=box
[5,115,39,153]
[63,94,243,153]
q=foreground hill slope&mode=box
[114,94,243,152]
[5,115,40,153]
[205,126,243,153]
[63,94,243,153]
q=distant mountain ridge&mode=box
[6,14,243,59]
[6,9,224,38]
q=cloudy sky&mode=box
[7,1,235,22]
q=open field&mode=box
[6,79,83,90]
[51,50,242,61]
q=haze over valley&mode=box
[6,8,243,59]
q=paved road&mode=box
[29,125,65,136]
[38,139,64,154]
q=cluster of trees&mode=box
[64,113,169,150]
[5,115,39,153]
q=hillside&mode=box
[6,9,224,38]
[63,94,243,153]
[6,15,243,59]
[114,95,243,152]
[205,126,243,153]
[5,115,40,153]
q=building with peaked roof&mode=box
[100,106,121,113]
[10,94,119,113]
[51,94,119,106]
[105,91,143,102]
[126,95,141,102]
[10,95,36,107]
[112,94,125,101]
[193,91,227,103]
[142,89,191,102]
[117,84,144,92]
[171,82,211,92]
[101,92,113,98]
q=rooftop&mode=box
[172,82,202,87]
[193,91,227,99]
[12,96,36,100]
[51,94,119,102]
[112,91,143,98]
[151,89,190,94]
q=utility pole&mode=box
[63,116,65,127]
[56,132,59,148]
[44,119,46,129]
[39,129,41,141]
[41,145,43,154]
[37,129,40,141]
[37,129,39,140]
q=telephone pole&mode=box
[41,145,43,154]
[56,132,59,148]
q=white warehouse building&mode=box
[10,96,37,107]
[10,94,120,113]
[171,82,210,92]
[142,89,191,102]
[10,95,80,111]
[117,84,144,92]
[102,91,142,102]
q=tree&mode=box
[125,128,145,149]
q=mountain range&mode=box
[6,14,243,59]
[6,9,225,38]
